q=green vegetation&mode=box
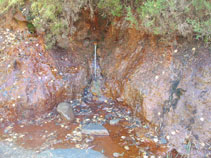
[0,0,210,47]
[1,0,89,48]
[98,0,123,17]
[125,6,138,28]
[138,0,211,43]
[30,0,64,48]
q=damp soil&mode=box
[0,101,167,158]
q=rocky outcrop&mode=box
[161,47,211,157]
[101,28,172,123]
[0,29,88,122]
[100,27,211,157]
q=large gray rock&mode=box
[57,102,75,122]
[39,148,106,158]
[82,123,109,136]
[0,142,106,158]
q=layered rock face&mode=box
[0,29,88,122]
[101,28,173,123]
[0,9,105,123]
[100,28,211,156]
[161,48,211,156]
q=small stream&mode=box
[94,42,97,79]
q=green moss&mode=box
[27,23,36,34]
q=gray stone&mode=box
[0,142,106,158]
[159,137,167,144]
[82,123,109,136]
[0,142,37,158]
[105,113,114,120]
[57,102,75,122]
[113,152,124,157]
[109,119,120,125]
[98,96,109,103]
[39,148,106,158]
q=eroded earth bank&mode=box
[0,9,210,158]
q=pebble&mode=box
[82,123,109,136]
[200,117,204,122]
[124,145,129,150]
[113,152,120,157]
[60,124,64,128]
[153,137,158,143]
[5,138,13,142]
[75,144,81,148]
[113,152,124,157]
[4,126,13,133]
[85,136,94,143]
[109,119,120,125]
[200,142,205,147]
[76,118,80,123]
[160,137,167,144]
[171,131,176,135]
[57,102,75,121]
[121,136,126,139]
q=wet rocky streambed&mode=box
[0,99,167,158]
[0,25,210,158]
